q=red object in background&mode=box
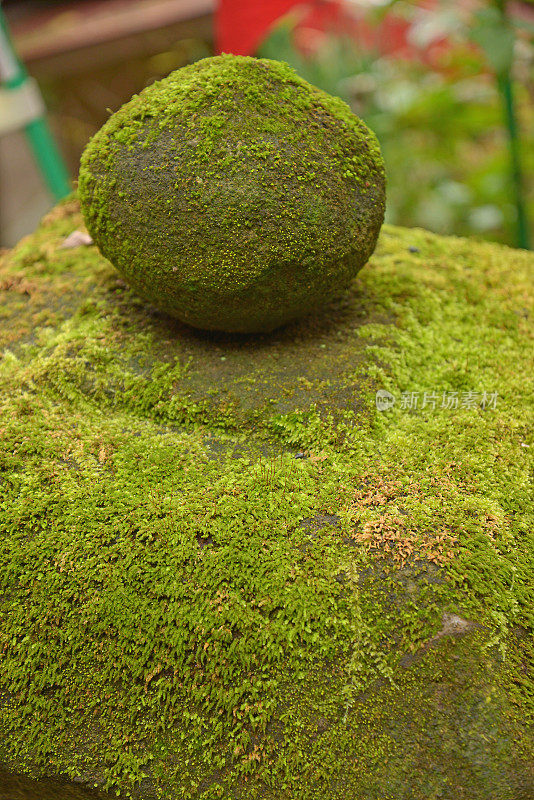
[215,0,444,65]
[216,0,302,56]
[215,1,494,73]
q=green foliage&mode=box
[469,4,515,76]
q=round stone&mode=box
[78,54,386,333]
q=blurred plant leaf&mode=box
[469,6,514,76]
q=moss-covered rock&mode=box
[78,55,385,333]
[0,199,533,800]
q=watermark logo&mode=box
[375,389,396,411]
[376,390,498,411]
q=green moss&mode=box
[78,55,385,333]
[0,199,532,798]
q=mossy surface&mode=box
[78,55,385,333]
[0,198,532,799]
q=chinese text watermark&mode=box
[376,389,498,412]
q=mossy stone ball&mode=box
[79,55,386,333]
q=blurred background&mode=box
[0,0,532,249]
